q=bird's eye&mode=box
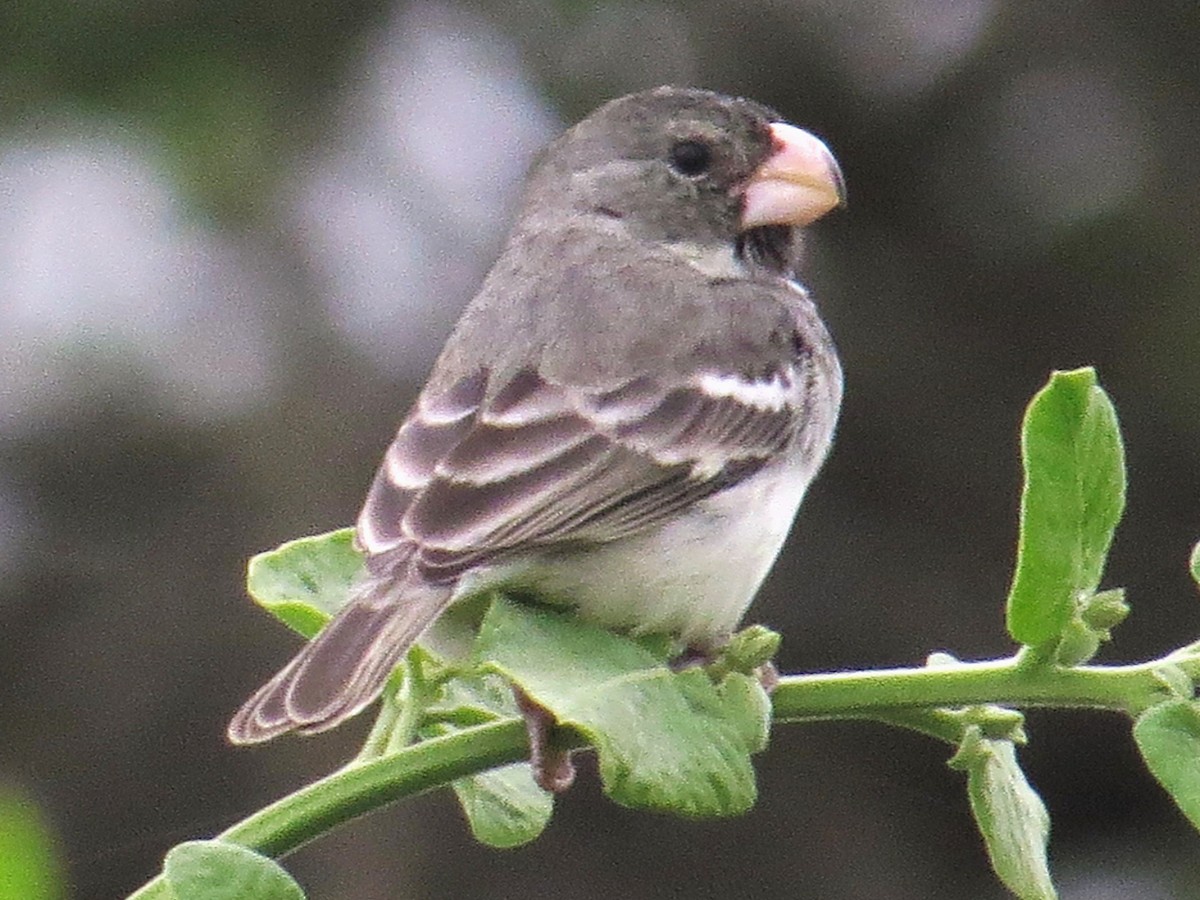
[668,140,713,177]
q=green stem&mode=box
[126,652,1195,898]
[385,651,431,754]
[850,708,967,743]
[355,669,405,762]
[127,718,533,900]
[771,655,1186,723]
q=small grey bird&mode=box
[229,87,845,769]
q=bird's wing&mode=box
[228,346,819,743]
[357,358,814,583]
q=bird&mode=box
[228,87,845,787]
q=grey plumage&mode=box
[228,86,843,745]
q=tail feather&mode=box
[227,575,453,744]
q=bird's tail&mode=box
[227,571,453,744]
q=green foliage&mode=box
[245,528,360,638]
[950,730,1055,900]
[1007,368,1125,649]
[129,369,1200,900]
[442,751,552,849]
[420,673,553,848]
[477,598,768,817]
[242,531,768,826]
[0,788,63,900]
[1134,700,1200,832]
[163,841,304,900]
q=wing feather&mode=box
[357,363,807,583]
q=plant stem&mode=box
[355,670,405,762]
[126,652,1195,898]
[771,655,1187,724]
[385,651,429,754]
[126,718,533,900]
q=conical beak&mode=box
[740,122,845,229]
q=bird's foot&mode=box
[513,686,576,793]
[755,659,780,694]
[671,634,780,693]
[668,645,716,672]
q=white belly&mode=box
[443,450,815,651]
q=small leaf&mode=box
[163,840,305,900]
[1079,588,1129,633]
[0,787,63,900]
[715,671,772,752]
[703,625,782,683]
[422,674,553,848]
[722,625,782,673]
[475,597,767,818]
[1190,541,1200,590]
[950,730,1057,900]
[444,758,553,849]
[1134,699,1200,832]
[246,528,362,637]
[1007,368,1126,648]
[1051,619,1101,667]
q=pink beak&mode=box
[740,122,845,230]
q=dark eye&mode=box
[668,139,713,177]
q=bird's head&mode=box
[520,86,845,275]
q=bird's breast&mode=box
[449,445,820,651]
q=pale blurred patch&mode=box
[290,2,559,379]
[554,2,698,92]
[989,66,1155,229]
[797,0,999,100]
[930,64,1156,253]
[0,130,280,432]
[1055,834,1184,900]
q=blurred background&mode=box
[2,1,1199,897]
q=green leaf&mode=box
[1190,541,1200,589]
[1050,619,1102,667]
[246,528,362,637]
[1079,588,1129,633]
[1133,699,1200,833]
[949,730,1056,900]
[0,788,63,900]
[705,625,781,682]
[1052,588,1129,666]
[1007,368,1126,648]
[421,673,553,848]
[444,758,553,849]
[163,840,304,900]
[475,597,767,818]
